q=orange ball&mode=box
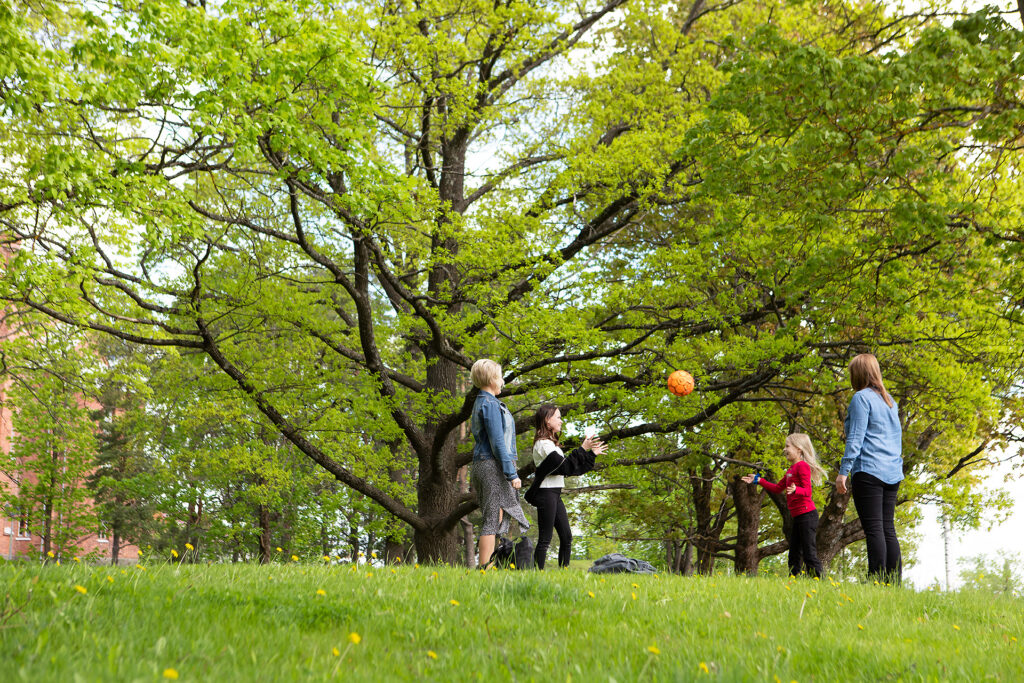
[667,370,694,397]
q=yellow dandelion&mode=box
[291,555,299,562]
[510,563,516,569]
[699,662,709,673]
[366,572,373,578]
[450,599,460,606]
[632,583,639,589]
[415,563,419,568]
[805,592,812,598]
[332,647,340,657]
[171,549,179,558]
[106,576,114,583]
[648,645,660,655]
[587,591,595,598]
[47,551,55,558]
[277,547,282,552]
[74,585,87,594]
[348,632,361,645]
[323,555,330,562]
[427,650,438,660]
[120,569,127,575]
[163,669,179,680]
[138,565,147,571]
[73,557,80,563]
[138,549,144,556]
[395,557,402,564]
[632,592,637,600]
[858,624,864,630]
[953,625,960,631]
[784,585,791,591]
[391,569,397,574]
[371,551,377,559]
[185,543,194,551]
[316,589,326,596]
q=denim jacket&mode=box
[841,388,904,484]
[471,390,519,481]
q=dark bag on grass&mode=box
[587,553,655,574]
[489,536,535,570]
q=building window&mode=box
[97,524,109,541]
[17,510,30,538]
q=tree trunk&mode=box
[257,503,272,564]
[816,489,855,568]
[348,517,359,562]
[458,465,476,568]
[732,474,762,575]
[415,354,463,564]
[680,539,694,576]
[111,530,120,566]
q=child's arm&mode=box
[756,476,785,494]
[791,461,813,497]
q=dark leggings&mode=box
[851,472,901,583]
[533,488,571,569]
[789,509,822,578]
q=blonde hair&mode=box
[849,353,894,408]
[786,433,826,485]
[471,358,502,390]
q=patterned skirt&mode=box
[471,457,530,536]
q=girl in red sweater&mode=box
[743,433,827,577]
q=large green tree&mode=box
[3,0,1023,564]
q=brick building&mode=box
[1,292,139,563]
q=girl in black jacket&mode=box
[526,404,606,569]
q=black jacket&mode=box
[524,445,596,506]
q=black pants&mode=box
[533,488,571,569]
[851,472,901,583]
[789,509,822,578]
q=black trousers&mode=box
[533,487,571,569]
[851,472,901,583]
[789,509,823,578]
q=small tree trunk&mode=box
[257,504,272,564]
[458,465,476,568]
[680,539,694,576]
[111,530,121,566]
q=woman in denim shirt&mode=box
[469,358,529,566]
[835,353,904,583]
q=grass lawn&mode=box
[1,560,1021,681]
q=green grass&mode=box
[1,561,1021,681]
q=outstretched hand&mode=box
[582,436,607,456]
[741,474,755,484]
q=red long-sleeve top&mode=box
[758,460,816,516]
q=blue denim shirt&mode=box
[471,390,519,481]
[841,388,904,484]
